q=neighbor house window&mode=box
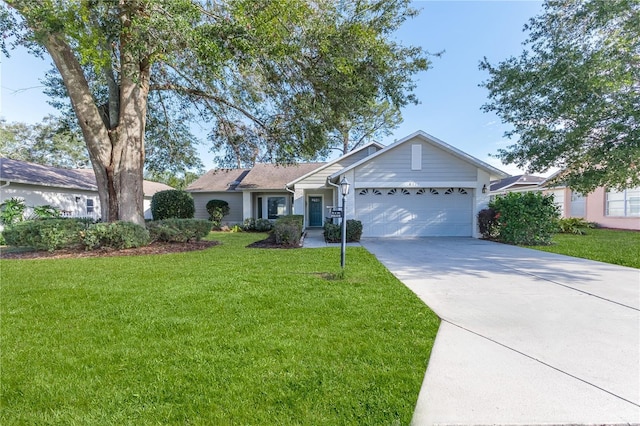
[606,187,640,217]
[267,197,286,219]
[86,198,94,214]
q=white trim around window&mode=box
[606,187,640,217]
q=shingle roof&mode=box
[490,174,546,192]
[187,163,326,192]
[237,163,325,190]
[186,168,251,192]
[0,157,172,196]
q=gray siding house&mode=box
[187,131,508,237]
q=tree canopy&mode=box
[2,0,429,223]
[0,116,90,168]
[480,0,640,193]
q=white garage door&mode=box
[355,187,473,237]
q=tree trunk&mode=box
[44,35,147,225]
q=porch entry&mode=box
[308,196,323,227]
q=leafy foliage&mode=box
[480,0,640,193]
[273,215,304,247]
[0,116,90,168]
[477,208,499,240]
[242,218,272,232]
[0,197,26,225]
[205,199,230,229]
[2,219,87,251]
[147,219,211,243]
[489,192,560,245]
[323,220,364,243]
[150,190,195,220]
[81,221,150,250]
[30,205,61,220]
[555,217,596,235]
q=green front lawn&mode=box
[528,228,640,268]
[0,232,439,425]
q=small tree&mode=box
[151,190,195,220]
[489,192,559,245]
[205,200,230,229]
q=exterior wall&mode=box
[354,139,477,186]
[583,187,640,230]
[0,182,101,220]
[190,192,244,224]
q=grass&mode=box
[0,232,439,425]
[527,228,640,268]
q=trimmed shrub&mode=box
[2,219,87,251]
[273,222,301,247]
[477,208,499,239]
[323,219,363,243]
[147,219,212,242]
[273,215,304,247]
[81,221,150,250]
[151,190,195,220]
[206,199,230,229]
[489,192,560,245]
[556,217,596,235]
[323,222,340,242]
[242,218,273,232]
[346,219,363,242]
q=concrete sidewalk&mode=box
[361,238,640,425]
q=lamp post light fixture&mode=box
[339,177,350,269]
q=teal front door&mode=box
[308,197,323,227]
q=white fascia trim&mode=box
[355,181,478,189]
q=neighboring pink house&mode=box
[542,185,640,231]
[491,174,640,231]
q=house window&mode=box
[606,187,640,217]
[257,197,263,219]
[86,198,94,214]
[267,196,286,219]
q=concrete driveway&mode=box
[361,237,640,425]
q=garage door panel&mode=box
[356,188,473,237]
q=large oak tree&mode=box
[480,0,640,193]
[2,0,428,223]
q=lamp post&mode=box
[340,177,350,269]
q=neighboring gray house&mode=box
[188,131,508,237]
[0,158,173,220]
[490,174,547,194]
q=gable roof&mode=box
[286,141,385,187]
[186,162,326,192]
[329,130,509,180]
[490,174,546,192]
[0,157,173,196]
[237,162,325,190]
[186,168,251,192]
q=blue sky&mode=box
[0,0,544,175]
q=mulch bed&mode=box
[0,240,219,260]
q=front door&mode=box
[308,196,323,227]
